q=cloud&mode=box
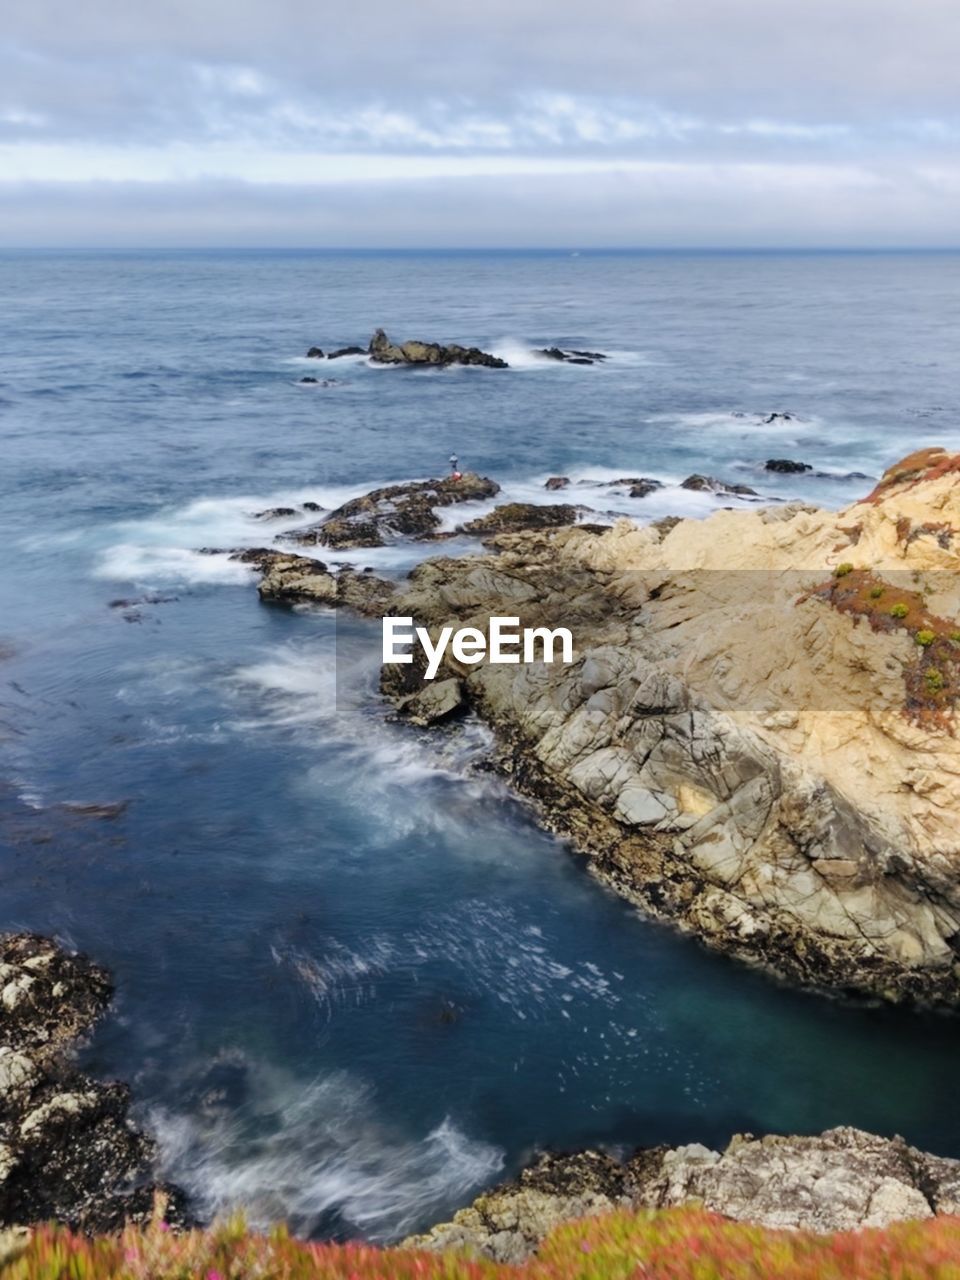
[1,0,959,244]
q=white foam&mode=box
[95,544,257,586]
[150,1064,503,1241]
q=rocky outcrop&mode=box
[233,549,396,612]
[0,933,188,1233]
[406,1127,960,1262]
[544,477,570,491]
[326,345,367,359]
[283,473,500,549]
[459,503,583,537]
[367,328,508,369]
[236,449,960,1007]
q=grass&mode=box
[6,1207,960,1280]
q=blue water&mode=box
[2,249,960,1241]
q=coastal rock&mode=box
[0,933,188,1233]
[326,345,367,359]
[284,473,500,549]
[254,507,297,520]
[367,328,507,369]
[363,449,960,1006]
[399,677,467,726]
[306,347,324,358]
[544,477,570,491]
[459,503,582,537]
[627,479,664,498]
[681,474,758,497]
[407,1127,960,1262]
[765,459,812,474]
[251,552,395,613]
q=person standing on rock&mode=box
[449,454,462,481]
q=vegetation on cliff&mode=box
[5,1205,960,1279]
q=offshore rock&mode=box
[407,1127,960,1262]
[681,474,758,496]
[0,933,189,1233]
[284,473,500,549]
[367,328,508,369]
[766,458,812,473]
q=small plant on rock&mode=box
[834,563,854,578]
[925,668,946,693]
[890,603,909,619]
[869,585,885,599]
[916,629,936,647]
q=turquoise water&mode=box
[2,249,960,1240]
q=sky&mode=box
[2,0,960,247]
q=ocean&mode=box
[2,248,960,1240]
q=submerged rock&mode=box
[407,1127,960,1262]
[681,474,758,496]
[544,476,570,491]
[367,328,507,369]
[765,458,812,474]
[284,473,501,549]
[537,347,607,365]
[306,347,325,359]
[0,933,189,1233]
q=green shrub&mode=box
[916,629,936,647]
[925,668,945,693]
[868,585,885,599]
[834,563,854,578]
[950,630,960,644]
[889,603,909,619]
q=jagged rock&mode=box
[459,504,582,537]
[766,459,812,474]
[0,934,189,1233]
[764,412,794,423]
[254,507,298,520]
[407,1127,960,1262]
[284,473,500,549]
[627,479,663,498]
[544,477,570,491]
[326,345,367,359]
[681,474,758,496]
[400,677,467,726]
[306,347,324,358]
[360,452,960,1006]
[368,328,507,369]
[248,552,394,613]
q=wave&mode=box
[149,1062,503,1241]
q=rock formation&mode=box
[0,933,188,1232]
[240,448,960,1007]
[281,473,500,549]
[406,1127,960,1262]
[367,328,508,369]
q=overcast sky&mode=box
[2,0,959,247]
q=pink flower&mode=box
[580,1239,592,1253]
[206,1271,224,1280]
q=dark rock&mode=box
[763,412,794,423]
[627,479,664,499]
[326,346,367,359]
[544,476,570,491]
[302,501,323,513]
[0,933,191,1233]
[681,474,758,497]
[306,347,325,359]
[253,507,297,520]
[459,503,582,537]
[765,459,812,474]
[536,347,607,364]
[284,473,501,549]
[367,329,507,369]
[299,376,319,384]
